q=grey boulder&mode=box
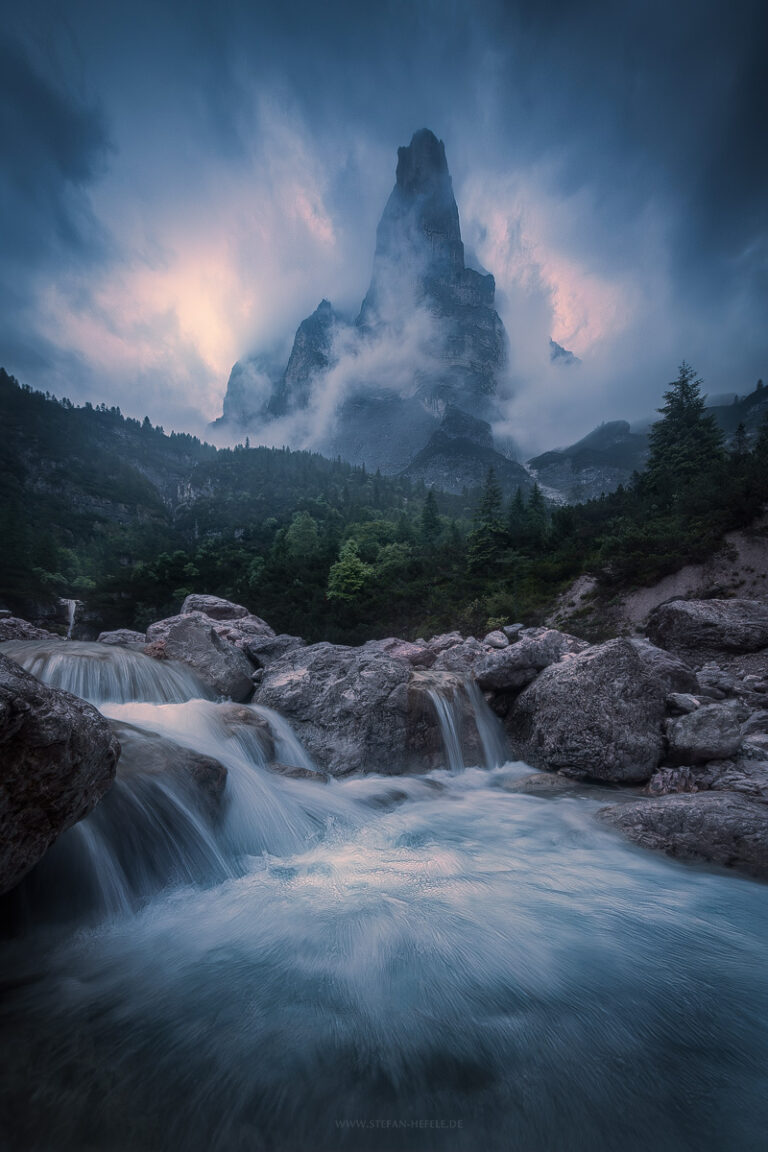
[0,617,59,642]
[254,642,441,775]
[180,594,251,621]
[145,612,254,701]
[109,719,227,815]
[505,638,698,783]
[666,704,744,764]
[648,598,768,655]
[97,628,147,651]
[242,633,306,668]
[476,628,589,693]
[598,792,768,879]
[0,653,119,893]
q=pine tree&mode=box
[419,489,441,547]
[467,468,505,573]
[645,362,725,507]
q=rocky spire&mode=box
[359,129,467,326]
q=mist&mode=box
[1,0,766,453]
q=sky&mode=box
[1,0,767,453]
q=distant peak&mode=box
[395,129,449,194]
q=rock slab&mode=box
[0,653,120,893]
[598,793,768,879]
[505,638,697,782]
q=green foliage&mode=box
[327,540,373,601]
[2,363,767,644]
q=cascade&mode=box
[464,679,507,769]
[61,598,79,640]
[426,685,465,772]
[0,639,211,705]
[426,678,508,772]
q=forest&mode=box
[1,365,766,643]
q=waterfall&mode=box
[0,639,211,705]
[426,686,466,772]
[6,697,363,930]
[61,597,79,640]
[464,679,507,769]
[427,679,508,772]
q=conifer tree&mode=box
[645,362,724,507]
[419,489,441,547]
[468,468,505,573]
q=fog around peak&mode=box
[1,0,766,453]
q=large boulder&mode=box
[0,654,119,893]
[145,613,254,701]
[254,643,440,775]
[180,594,250,621]
[0,617,59,642]
[97,629,147,651]
[598,793,768,879]
[476,628,589,693]
[242,633,306,668]
[666,704,744,764]
[647,598,768,656]
[505,638,698,783]
[432,637,486,676]
[362,637,436,669]
[108,720,228,812]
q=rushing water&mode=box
[2,639,211,704]
[1,642,768,1151]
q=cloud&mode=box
[1,0,766,450]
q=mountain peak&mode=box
[395,129,449,194]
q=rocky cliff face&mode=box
[402,406,534,495]
[215,130,514,485]
[356,128,506,412]
[528,419,649,502]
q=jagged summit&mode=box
[216,129,512,483]
[396,129,450,191]
[361,128,465,302]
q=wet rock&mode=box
[646,766,700,795]
[742,710,768,737]
[496,771,579,795]
[0,617,59,643]
[145,613,254,701]
[108,720,227,813]
[647,598,768,655]
[598,793,768,879]
[268,762,329,782]
[426,631,465,654]
[700,758,768,802]
[432,637,485,676]
[242,633,305,668]
[254,642,437,775]
[362,637,436,668]
[97,629,147,651]
[666,704,744,764]
[740,735,768,762]
[0,653,119,893]
[483,630,509,649]
[476,628,589,693]
[505,638,698,783]
[666,692,701,715]
[180,594,250,621]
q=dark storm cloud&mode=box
[0,0,766,442]
[0,36,109,265]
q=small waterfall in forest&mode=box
[426,686,466,772]
[60,598,80,640]
[427,678,507,772]
[464,679,507,769]
[0,639,211,705]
